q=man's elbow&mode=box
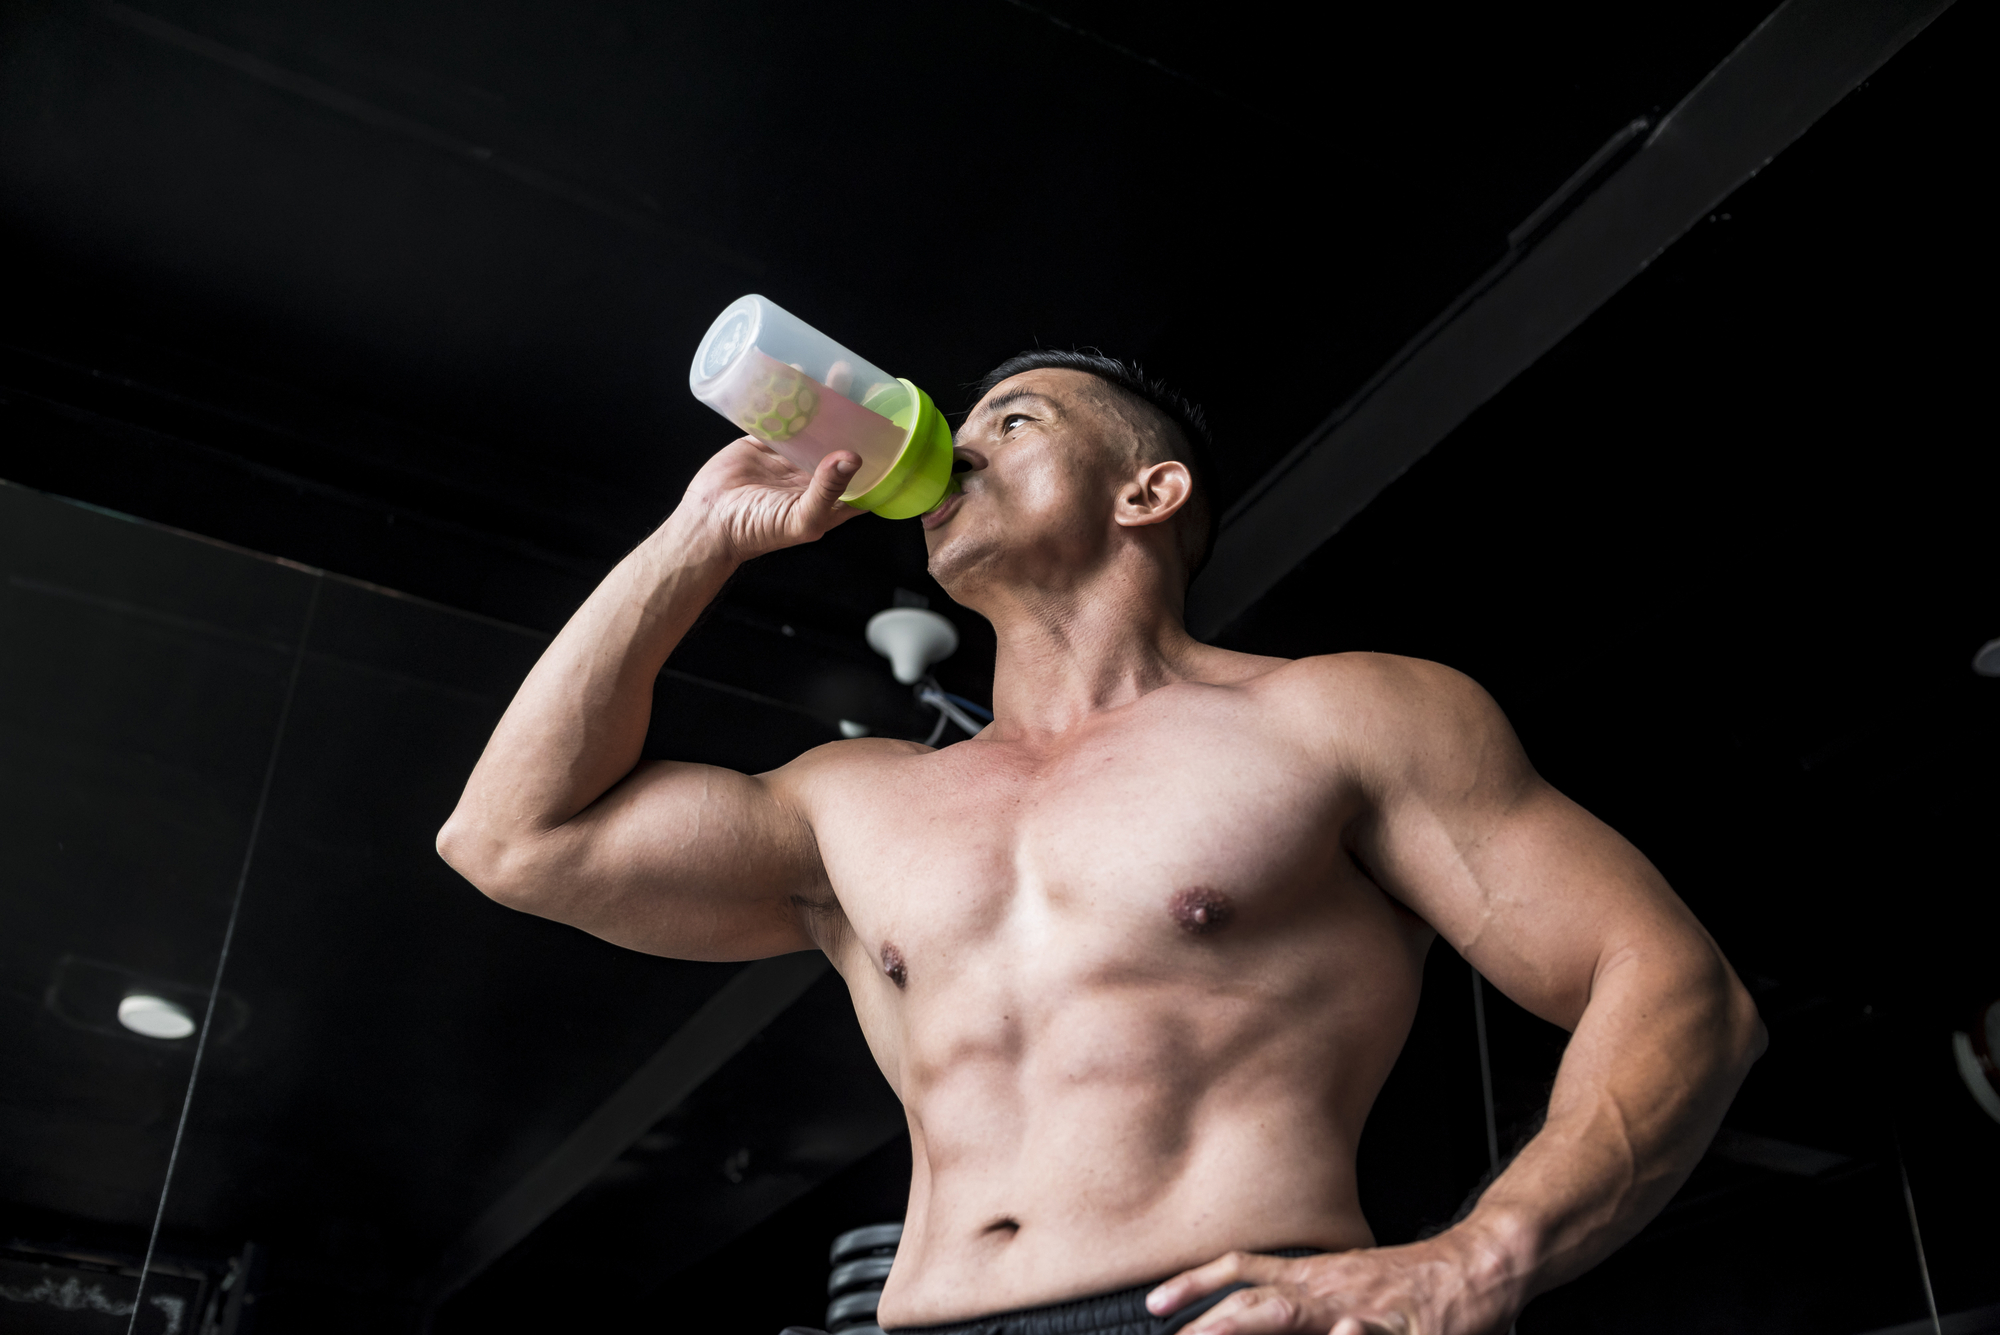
[1706,960,1768,1076]
[1630,940,1768,1078]
[435,810,541,910]
[1728,976,1770,1070]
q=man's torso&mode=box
[791,656,1435,1326]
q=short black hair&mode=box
[964,350,1218,582]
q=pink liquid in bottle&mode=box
[699,346,907,494]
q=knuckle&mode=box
[1242,1288,1292,1318]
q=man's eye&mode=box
[1002,414,1030,432]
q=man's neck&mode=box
[976,559,1205,737]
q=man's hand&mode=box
[1148,1233,1522,1335]
[682,435,864,563]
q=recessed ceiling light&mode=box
[118,994,196,1040]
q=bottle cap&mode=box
[841,379,952,518]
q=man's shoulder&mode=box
[761,733,944,813]
[770,734,931,784]
[1247,649,1483,707]
[1236,651,1508,760]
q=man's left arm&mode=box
[1154,654,1767,1335]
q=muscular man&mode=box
[437,350,1765,1335]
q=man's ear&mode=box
[1113,460,1193,530]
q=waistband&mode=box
[882,1249,1322,1335]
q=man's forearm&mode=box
[1450,949,1765,1311]
[437,508,737,884]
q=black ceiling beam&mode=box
[1185,0,1954,640]
[416,951,830,1315]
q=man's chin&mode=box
[924,529,997,598]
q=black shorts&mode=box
[814,1249,1321,1335]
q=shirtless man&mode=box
[437,350,1766,1335]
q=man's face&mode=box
[922,369,1150,600]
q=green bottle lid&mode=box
[843,379,953,519]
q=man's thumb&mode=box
[813,453,861,513]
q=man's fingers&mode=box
[1190,1295,1396,1335]
[1146,1252,1284,1316]
[1181,1285,1307,1335]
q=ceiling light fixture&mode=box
[1973,638,2000,677]
[118,993,197,1040]
[866,608,958,684]
[1952,999,2000,1125]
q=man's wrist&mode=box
[654,501,747,573]
[1443,1203,1541,1316]
[605,505,743,642]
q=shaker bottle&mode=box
[688,295,953,519]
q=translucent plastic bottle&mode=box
[688,295,953,519]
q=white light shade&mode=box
[1954,1031,2000,1124]
[866,608,959,685]
[118,994,196,1040]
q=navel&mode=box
[881,942,908,989]
[1169,886,1235,935]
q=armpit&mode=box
[788,892,848,951]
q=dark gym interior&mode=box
[1,1,1994,1332]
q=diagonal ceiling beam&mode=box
[1186,0,1954,640]
[416,951,830,1314]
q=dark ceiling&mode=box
[1,0,1775,650]
[0,1,1993,1334]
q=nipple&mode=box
[1170,887,1235,935]
[881,942,908,989]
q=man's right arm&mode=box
[435,437,863,961]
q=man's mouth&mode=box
[921,490,964,530]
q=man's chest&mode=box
[815,705,1360,963]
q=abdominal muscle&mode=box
[865,943,1417,1326]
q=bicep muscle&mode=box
[505,757,823,961]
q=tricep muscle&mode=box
[1336,655,1714,1031]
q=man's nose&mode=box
[951,446,988,476]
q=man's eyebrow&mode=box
[977,389,1059,418]
[984,387,1064,413]
[956,388,1062,443]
